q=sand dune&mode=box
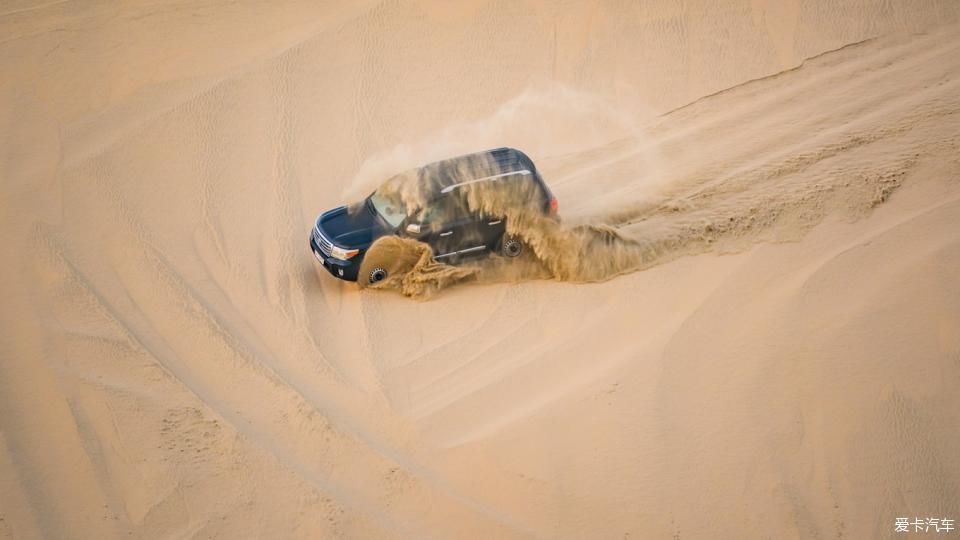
[2,1,959,538]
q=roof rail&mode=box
[439,169,532,194]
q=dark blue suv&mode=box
[310,147,557,284]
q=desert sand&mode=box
[2,1,959,538]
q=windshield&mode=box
[368,190,407,228]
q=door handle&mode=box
[439,231,453,237]
[487,220,502,225]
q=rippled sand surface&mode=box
[2,1,959,538]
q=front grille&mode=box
[312,226,333,257]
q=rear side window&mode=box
[501,172,545,201]
[462,173,545,215]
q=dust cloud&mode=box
[357,98,915,298]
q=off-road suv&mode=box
[310,147,557,283]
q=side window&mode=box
[418,201,445,224]
[418,195,470,226]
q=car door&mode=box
[472,173,531,251]
[415,196,481,260]
[478,211,506,252]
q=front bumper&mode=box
[310,234,360,281]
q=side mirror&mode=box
[405,223,421,234]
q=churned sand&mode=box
[2,1,959,538]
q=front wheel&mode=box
[357,236,422,288]
[368,267,388,284]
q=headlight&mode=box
[330,245,359,260]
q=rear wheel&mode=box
[500,235,524,258]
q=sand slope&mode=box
[2,1,959,538]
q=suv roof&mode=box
[409,147,544,201]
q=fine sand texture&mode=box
[2,1,960,538]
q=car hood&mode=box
[316,203,391,249]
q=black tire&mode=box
[501,236,524,258]
[368,267,388,284]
